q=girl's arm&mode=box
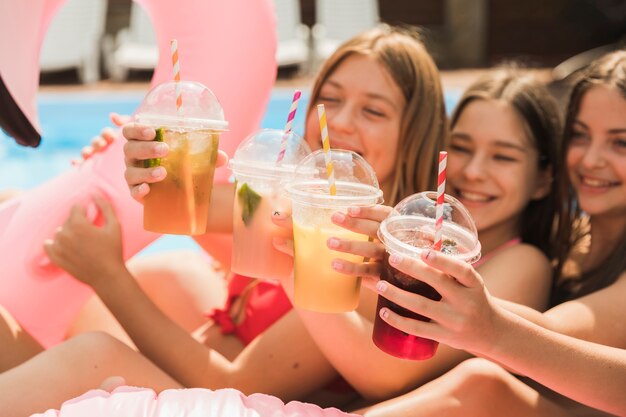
[44,198,340,401]
[377,251,626,415]
[279,206,552,401]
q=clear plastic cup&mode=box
[373,191,481,360]
[286,149,384,313]
[135,81,228,235]
[229,129,311,280]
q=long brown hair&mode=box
[553,50,626,303]
[306,26,448,205]
[448,67,562,259]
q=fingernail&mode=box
[151,167,165,178]
[347,206,360,216]
[143,128,155,139]
[156,143,168,155]
[389,253,402,264]
[332,212,346,223]
[376,280,387,293]
[327,237,340,249]
[138,183,149,194]
[380,308,389,319]
[331,260,344,271]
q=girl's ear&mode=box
[531,166,553,200]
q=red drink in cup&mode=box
[373,191,481,360]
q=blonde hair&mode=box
[306,26,448,205]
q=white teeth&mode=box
[458,190,491,202]
[581,177,613,187]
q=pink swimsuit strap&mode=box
[472,237,522,269]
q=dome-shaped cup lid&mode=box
[285,149,384,208]
[378,191,481,263]
[135,80,228,130]
[228,129,312,179]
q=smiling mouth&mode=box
[455,189,496,203]
[579,175,620,188]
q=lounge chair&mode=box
[39,0,107,84]
[312,0,379,62]
[272,0,311,69]
[104,2,158,82]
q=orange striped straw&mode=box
[170,39,184,116]
[317,104,336,196]
[433,151,447,251]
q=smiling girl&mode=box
[280,66,562,402]
[360,50,626,417]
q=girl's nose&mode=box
[463,154,487,181]
[327,103,355,134]
[581,141,608,170]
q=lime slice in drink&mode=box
[143,127,164,168]
[237,182,262,226]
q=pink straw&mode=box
[433,151,447,251]
[276,89,301,163]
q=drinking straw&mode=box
[170,39,184,116]
[317,104,336,196]
[276,89,301,163]
[433,151,447,251]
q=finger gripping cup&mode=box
[286,149,383,313]
[135,81,228,235]
[373,191,481,360]
[229,129,311,281]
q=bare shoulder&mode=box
[479,242,551,280]
[478,243,552,310]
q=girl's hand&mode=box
[122,123,228,203]
[43,197,126,288]
[373,250,501,355]
[329,205,391,278]
[74,113,132,164]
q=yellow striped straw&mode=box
[317,104,336,195]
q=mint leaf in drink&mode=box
[238,182,262,226]
[143,127,164,168]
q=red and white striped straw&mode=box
[170,39,184,117]
[433,151,447,251]
[276,89,301,163]
[317,104,336,196]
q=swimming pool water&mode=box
[0,88,460,256]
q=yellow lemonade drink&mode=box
[232,181,293,280]
[293,220,368,312]
[143,128,220,235]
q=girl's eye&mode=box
[449,143,471,154]
[493,154,518,162]
[570,130,589,144]
[612,138,626,152]
[364,107,385,117]
[319,96,340,104]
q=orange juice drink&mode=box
[286,150,384,312]
[231,181,293,280]
[143,128,220,235]
[293,220,368,312]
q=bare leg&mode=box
[66,250,228,346]
[358,358,572,417]
[0,331,181,417]
[0,304,43,372]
